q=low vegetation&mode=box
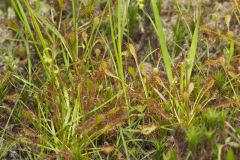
[0,0,240,159]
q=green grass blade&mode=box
[120,128,130,160]
[107,0,129,106]
[35,14,73,61]
[150,0,174,85]
[186,19,200,85]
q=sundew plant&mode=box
[0,0,240,159]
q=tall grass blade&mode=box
[186,19,200,85]
[150,0,174,85]
[107,0,129,105]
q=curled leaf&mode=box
[140,124,158,135]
